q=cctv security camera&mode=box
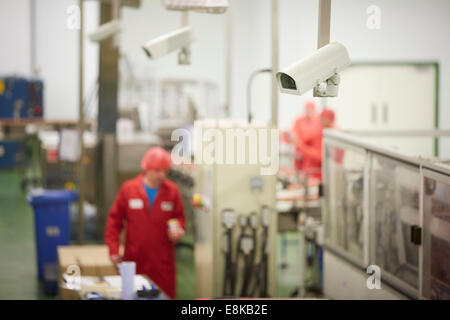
[142,26,195,60]
[276,42,350,97]
[88,20,122,42]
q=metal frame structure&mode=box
[421,168,450,299]
[323,129,450,299]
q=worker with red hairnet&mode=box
[294,108,338,180]
[105,146,185,299]
[291,101,321,173]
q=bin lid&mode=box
[27,188,78,205]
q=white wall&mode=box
[0,0,31,75]
[1,0,449,155]
[0,0,99,120]
[35,0,99,120]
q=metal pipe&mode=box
[96,1,120,240]
[224,0,233,117]
[78,0,85,244]
[342,129,450,137]
[178,10,190,64]
[181,11,189,27]
[247,69,272,123]
[112,0,120,20]
[298,225,307,297]
[271,0,279,127]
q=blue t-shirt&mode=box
[143,182,158,208]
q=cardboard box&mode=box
[59,285,81,300]
[58,245,124,300]
[57,245,123,279]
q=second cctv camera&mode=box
[142,26,195,60]
[276,42,350,97]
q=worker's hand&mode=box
[167,219,185,243]
[168,228,185,243]
[110,254,122,267]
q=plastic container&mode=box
[118,262,136,300]
[27,189,78,293]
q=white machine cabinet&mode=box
[193,119,278,299]
[332,63,438,156]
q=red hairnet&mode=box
[320,109,335,122]
[141,146,171,171]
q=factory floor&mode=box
[0,170,310,300]
[0,170,48,299]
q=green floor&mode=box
[0,170,312,300]
[0,170,49,299]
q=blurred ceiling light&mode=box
[163,0,229,14]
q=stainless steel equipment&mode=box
[322,129,450,300]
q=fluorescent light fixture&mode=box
[163,0,229,14]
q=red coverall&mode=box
[295,124,343,181]
[105,174,186,299]
[291,115,322,175]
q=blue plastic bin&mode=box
[27,189,78,289]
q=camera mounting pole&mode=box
[178,11,191,65]
[315,0,339,97]
[317,0,331,49]
[77,0,85,243]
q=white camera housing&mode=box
[142,26,195,60]
[88,20,122,42]
[276,42,350,97]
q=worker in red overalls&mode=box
[295,108,339,181]
[105,146,185,299]
[291,101,321,177]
